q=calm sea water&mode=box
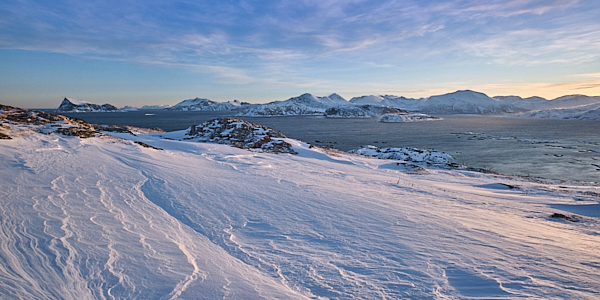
[56,110,600,182]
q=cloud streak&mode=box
[1,0,599,101]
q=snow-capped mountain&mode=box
[168,98,248,111]
[166,93,411,118]
[58,91,600,117]
[420,90,521,114]
[57,97,121,112]
[236,93,351,116]
[351,90,527,114]
[349,91,600,115]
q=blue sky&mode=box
[1,0,599,108]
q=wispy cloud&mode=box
[1,0,599,100]
[547,80,600,90]
[573,73,600,78]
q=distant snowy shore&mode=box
[513,103,600,120]
[379,113,440,122]
[2,104,600,299]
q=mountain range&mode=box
[57,90,600,119]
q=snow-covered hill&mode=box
[350,90,529,114]
[236,93,351,116]
[349,95,426,111]
[515,102,600,120]
[57,98,121,112]
[2,104,600,299]
[421,90,521,114]
[540,95,600,110]
[168,98,248,111]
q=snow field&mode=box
[0,130,599,299]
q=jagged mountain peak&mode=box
[58,98,120,112]
[62,97,90,105]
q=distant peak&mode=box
[63,97,89,105]
[328,93,346,101]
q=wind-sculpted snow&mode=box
[0,134,308,300]
[2,105,600,299]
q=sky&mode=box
[1,0,600,108]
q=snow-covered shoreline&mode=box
[2,105,600,299]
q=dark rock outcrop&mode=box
[1,105,99,138]
[185,117,296,154]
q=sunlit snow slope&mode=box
[1,127,600,299]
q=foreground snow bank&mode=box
[2,105,600,299]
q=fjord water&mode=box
[60,110,600,182]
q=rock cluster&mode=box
[0,104,99,138]
[185,117,296,154]
[349,145,452,164]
